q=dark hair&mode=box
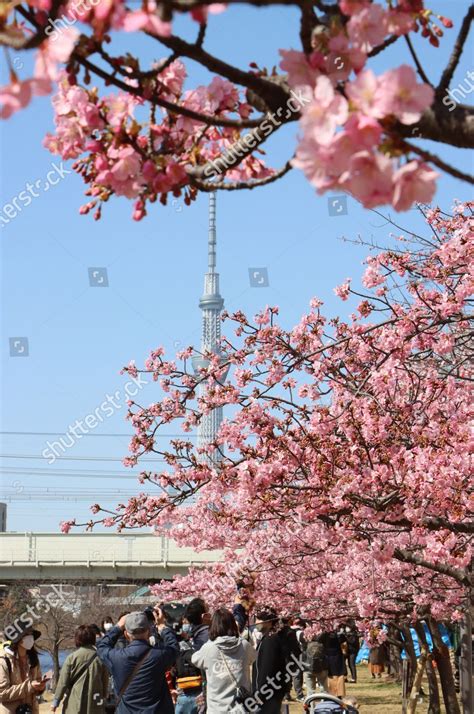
[185,598,207,626]
[118,611,130,620]
[75,625,97,648]
[209,608,239,641]
[255,607,278,623]
[11,641,39,668]
[101,616,114,629]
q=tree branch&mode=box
[72,54,263,128]
[148,32,291,112]
[437,3,474,96]
[402,139,474,184]
[394,548,469,586]
[395,102,474,150]
[404,34,432,86]
[190,160,292,190]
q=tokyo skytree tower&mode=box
[192,192,228,459]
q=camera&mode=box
[143,607,155,624]
[158,602,186,630]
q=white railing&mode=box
[0,532,220,571]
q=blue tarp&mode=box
[356,623,452,663]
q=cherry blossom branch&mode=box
[148,33,292,112]
[191,161,292,190]
[73,54,262,128]
[394,548,470,586]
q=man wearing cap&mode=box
[96,608,178,714]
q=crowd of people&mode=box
[0,594,366,714]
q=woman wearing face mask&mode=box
[51,625,108,714]
[0,626,45,714]
[100,618,114,637]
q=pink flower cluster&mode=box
[42,69,267,219]
[281,1,441,210]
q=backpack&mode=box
[175,642,202,691]
[303,640,328,674]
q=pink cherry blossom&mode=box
[123,2,171,35]
[300,75,349,145]
[279,49,321,91]
[339,0,371,16]
[340,150,394,208]
[377,64,434,124]
[345,69,386,118]
[0,80,33,119]
[392,160,438,211]
[347,4,388,52]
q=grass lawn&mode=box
[283,663,449,714]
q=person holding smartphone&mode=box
[0,625,45,714]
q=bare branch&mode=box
[368,34,399,58]
[404,34,432,86]
[437,3,474,96]
[300,0,317,55]
[402,139,474,184]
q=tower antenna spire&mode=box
[208,191,216,272]
[192,191,228,462]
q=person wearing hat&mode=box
[0,625,46,714]
[51,625,109,713]
[96,608,179,714]
[251,608,287,714]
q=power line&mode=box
[0,455,165,462]
[0,431,195,438]
[0,470,141,480]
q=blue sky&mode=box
[1,0,472,531]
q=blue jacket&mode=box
[96,625,178,714]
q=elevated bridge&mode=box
[0,532,221,582]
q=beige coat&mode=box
[0,647,41,714]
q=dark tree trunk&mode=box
[401,623,418,714]
[388,625,403,683]
[401,624,418,692]
[428,618,461,714]
[414,621,441,714]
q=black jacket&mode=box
[252,632,287,705]
[190,624,209,652]
[319,631,346,677]
[97,625,178,714]
[346,632,360,655]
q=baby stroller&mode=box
[303,692,359,714]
